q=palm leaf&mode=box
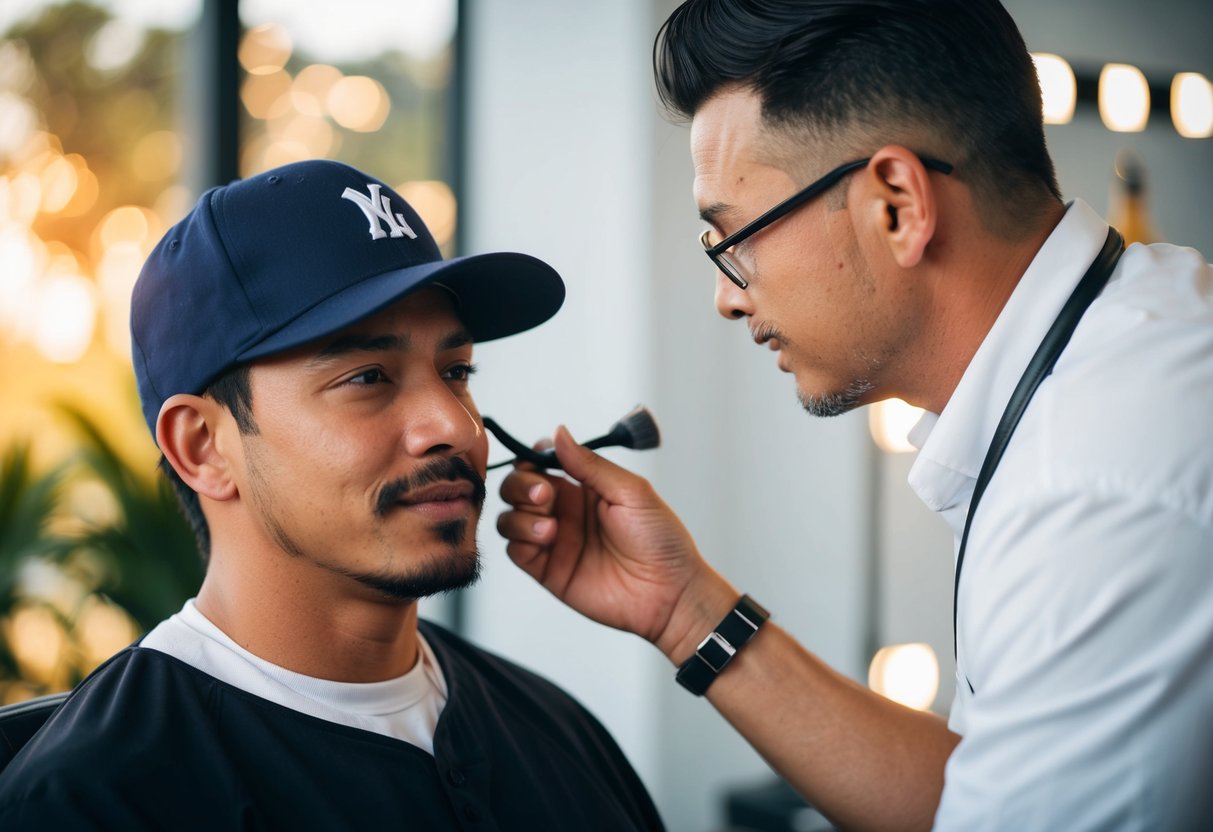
[51,404,204,631]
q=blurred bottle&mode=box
[1108,150,1162,245]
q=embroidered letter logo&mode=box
[340,183,418,240]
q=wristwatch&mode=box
[675,594,769,696]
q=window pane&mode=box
[0,0,202,702]
[238,0,458,251]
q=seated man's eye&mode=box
[443,363,477,382]
[348,368,388,386]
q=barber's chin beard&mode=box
[797,377,875,418]
[350,546,483,602]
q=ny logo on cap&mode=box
[341,183,418,241]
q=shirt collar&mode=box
[906,199,1110,518]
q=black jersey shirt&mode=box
[0,619,663,831]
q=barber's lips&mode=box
[394,483,476,520]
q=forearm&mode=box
[664,577,959,832]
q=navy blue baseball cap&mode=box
[131,159,564,439]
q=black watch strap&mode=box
[675,595,769,696]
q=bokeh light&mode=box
[291,63,343,117]
[1172,72,1213,139]
[869,643,940,711]
[131,130,183,183]
[868,398,924,454]
[239,23,292,75]
[240,68,293,119]
[1099,63,1150,132]
[34,272,96,363]
[397,179,457,248]
[327,75,390,132]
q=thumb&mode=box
[554,425,648,505]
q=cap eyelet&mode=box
[168,239,180,250]
[267,175,280,184]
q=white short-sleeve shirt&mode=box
[908,200,1213,830]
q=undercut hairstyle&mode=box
[160,363,257,560]
[654,0,1062,235]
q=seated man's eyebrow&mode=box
[438,329,473,351]
[309,333,408,365]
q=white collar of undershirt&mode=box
[142,599,448,743]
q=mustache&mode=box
[374,457,487,517]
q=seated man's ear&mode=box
[860,145,939,269]
[156,394,239,502]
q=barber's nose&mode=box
[714,270,754,320]
[404,381,480,458]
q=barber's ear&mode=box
[156,394,239,502]
[861,146,938,269]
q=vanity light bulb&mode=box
[1032,53,1076,125]
[1099,63,1150,132]
[1172,73,1213,139]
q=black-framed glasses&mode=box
[700,155,954,288]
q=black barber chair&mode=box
[0,691,68,772]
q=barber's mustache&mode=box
[375,457,487,517]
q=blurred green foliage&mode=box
[0,407,201,702]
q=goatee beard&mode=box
[798,377,874,418]
[344,548,483,601]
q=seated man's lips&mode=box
[394,482,476,520]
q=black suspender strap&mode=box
[953,227,1125,689]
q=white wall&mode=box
[457,2,1213,830]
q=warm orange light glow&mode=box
[153,184,192,226]
[5,605,68,686]
[1031,53,1076,125]
[0,225,42,335]
[3,170,43,224]
[34,273,96,363]
[868,398,924,453]
[278,114,335,157]
[76,596,139,672]
[239,24,293,76]
[262,139,312,169]
[131,130,183,182]
[292,64,344,118]
[60,156,99,218]
[98,205,151,248]
[38,155,78,213]
[327,76,390,132]
[869,643,940,711]
[98,241,145,355]
[1172,72,1213,139]
[1099,64,1150,132]
[0,91,39,157]
[241,69,293,120]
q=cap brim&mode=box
[237,251,565,362]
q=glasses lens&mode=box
[717,252,747,288]
[700,228,748,288]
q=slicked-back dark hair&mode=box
[160,363,257,561]
[654,0,1061,231]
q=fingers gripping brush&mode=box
[483,405,661,471]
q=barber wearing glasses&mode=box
[499,2,1213,830]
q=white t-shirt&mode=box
[910,199,1213,830]
[142,600,448,755]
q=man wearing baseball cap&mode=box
[0,160,662,830]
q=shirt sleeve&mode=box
[936,485,1213,830]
